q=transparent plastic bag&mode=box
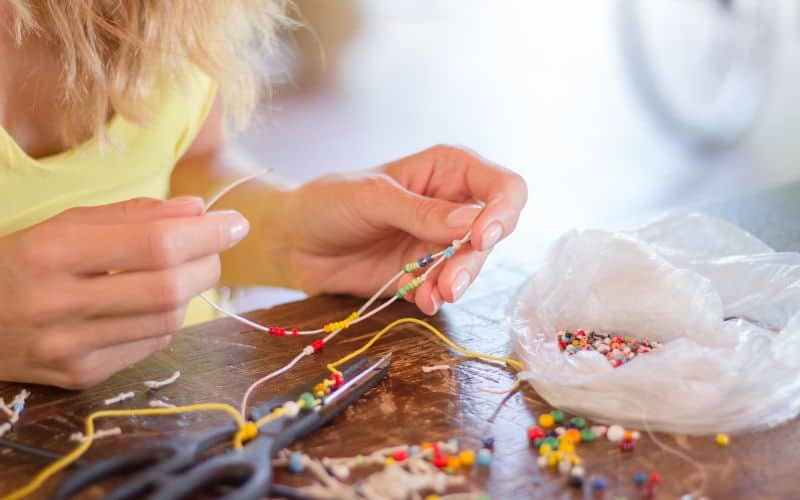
[509,212,800,434]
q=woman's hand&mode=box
[0,197,248,388]
[271,145,527,314]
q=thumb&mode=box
[56,196,206,225]
[369,177,481,244]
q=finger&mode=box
[43,335,173,389]
[63,210,247,273]
[362,175,482,245]
[79,255,220,316]
[433,244,491,303]
[385,145,528,251]
[56,196,205,224]
[65,307,187,351]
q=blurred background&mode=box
[232,0,800,310]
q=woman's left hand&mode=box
[265,145,527,315]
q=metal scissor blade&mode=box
[322,353,392,407]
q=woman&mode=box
[0,1,527,389]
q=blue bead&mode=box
[633,472,647,486]
[425,254,433,263]
[482,437,495,450]
[418,258,426,268]
[476,448,492,467]
[409,445,421,456]
[11,401,24,412]
[444,247,455,258]
[591,476,607,490]
[531,474,542,486]
[288,452,305,474]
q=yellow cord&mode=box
[1,403,244,500]
[327,317,524,374]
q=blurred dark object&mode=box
[617,0,779,150]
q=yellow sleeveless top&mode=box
[0,66,219,325]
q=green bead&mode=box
[545,437,560,449]
[533,438,544,448]
[403,262,419,273]
[299,392,316,409]
[550,410,565,424]
[570,417,587,429]
[580,428,596,442]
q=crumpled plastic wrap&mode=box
[509,212,800,434]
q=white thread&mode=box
[0,389,30,436]
[148,399,177,409]
[143,371,181,390]
[0,423,11,438]
[0,399,13,418]
[422,364,450,373]
[104,391,134,406]
[70,427,121,443]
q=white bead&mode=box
[302,346,314,356]
[570,465,585,478]
[558,459,572,475]
[555,426,566,436]
[537,456,547,468]
[282,401,300,418]
[606,425,625,443]
[632,430,641,440]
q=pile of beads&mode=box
[556,330,662,367]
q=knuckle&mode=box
[59,362,97,389]
[146,223,178,268]
[30,333,74,365]
[121,197,161,217]
[18,226,70,274]
[155,271,187,310]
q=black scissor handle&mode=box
[53,425,236,500]
[147,436,273,500]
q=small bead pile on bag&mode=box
[557,330,661,368]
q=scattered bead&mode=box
[476,448,492,467]
[288,452,304,474]
[606,425,625,443]
[633,472,647,486]
[547,451,561,467]
[591,476,607,491]
[550,410,565,424]
[649,473,661,485]
[446,456,461,469]
[558,441,575,454]
[459,450,475,467]
[555,426,566,436]
[568,466,585,488]
[570,417,587,429]
[393,450,408,462]
[557,329,660,367]
[528,426,546,441]
[447,438,459,452]
[620,438,634,452]
[539,414,555,428]
[564,428,582,443]
[433,454,447,468]
[482,437,495,451]
[538,444,552,456]
[580,428,596,443]
[385,457,396,466]
[716,433,729,446]
[631,430,641,440]
[536,455,547,468]
[558,459,572,475]
[531,474,542,486]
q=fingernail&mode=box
[482,222,503,249]
[446,205,482,229]
[431,290,442,314]
[167,196,205,209]
[451,270,471,301]
[208,210,250,245]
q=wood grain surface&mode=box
[3,183,800,499]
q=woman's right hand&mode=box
[0,197,248,388]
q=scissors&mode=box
[53,353,392,500]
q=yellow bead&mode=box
[716,433,729,446]
[567,454,582,465]
[425,496,441,500]
[538,443,552,456]
[558,441,575,454]
[385,457,395,466]
[547,451,562,467]
[446,456,461,469]
[421,442,433,450]
[459,450,475,467]
[539,414,555,428]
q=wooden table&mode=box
[3,184,800,499]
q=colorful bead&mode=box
[606,425,625,443]
[385,457,395,466]
[538,414,555,428]
[298,392,316,409]
[482,437,495,450]
[536,455,547,468]
[443,247,455,258]
[590,476,607,491]
[311,339,325,352]
[633,472,647,486]
[568,466,584,488]
[532,438,544,448]
[531,474,542,486]
[446,456,461,469]
[528,426,546,441]
[620,438,634,452]
[395,276,426,298]
[393,450,408,461]
[563,429,582,443]
[433,454,447,468]
[322,312,360,333]
[649,473,661,485]
[555,426,566,436]
[476,448,492,467]
[403,262,420,273]
[546,451,561,467]
[716,433,729,446]
[558,441,574,454]
[459,450,475,467]
[409,445,421,456]
[570,417,587,429]
[282,401,300,418]
[580,428,596,443]
[550,410,565,424]
[288,452,304,473]
[538,443,552,456]
[545,437,560,449]
[558,459,572,475]
[447,438,459,452]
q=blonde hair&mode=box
[8,0,294,146]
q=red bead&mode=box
[576,329,586,336]
[292,328,299,336]
[528,426,546,441]
[620,438,634,452]
[393,450,408,462]
[311,339,325,352]
[649,473,661,485]
[432,454,447,468]
[329,373,344,388]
